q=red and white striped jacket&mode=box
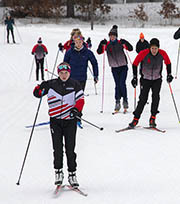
[33,78,84,120]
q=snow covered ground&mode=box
[0,24,180,204]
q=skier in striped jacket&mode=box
[33,62,84,187]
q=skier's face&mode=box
[58,70,70,81]
[74,39,83,49]
[150,45,159,56]
[109,35,116,41]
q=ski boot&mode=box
[114,100,121,112]
[55,169,64,185]
[123,100,129,113]
[129,117,139,128]
[68,171,79,188]
[149,116,157,128]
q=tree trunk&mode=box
[66,0,75,18]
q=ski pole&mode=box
[94,82,97,95]
[76,116,103,131]
[16,89,45,185]
[168,83,180,123]
[134,87,136,110]
[14,24,23,43]
[28,56,35,81]
[88,66,98,95]
[45,69,58,77]
[125,49,132,65]
[45,56,49,80]
[175,41,180,79]
[100,46,106,113]
[51,49,60,79]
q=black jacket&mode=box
[174,28,180,40]
[136,39,149,53]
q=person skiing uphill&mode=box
[64,34,98,91]
[33,62,84,187]
[97,25,133,112]
[4,13,16,43]
[32,37,48,81]
[136,32,149,53]
[129,38,173,128]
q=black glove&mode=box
[31,52,34,55]
[94,76,98,84]
[100,39,107,45]
[167,74,173,83]
[131,77,138,88]
[58,43,64,51]
[70,108,82,118]
[86,37,92,48]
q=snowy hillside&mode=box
[0,24,180,204]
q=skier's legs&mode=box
[40,58,44,80]
[7,29,10,43]
[63,119,77,172]
[133,78,151,118]
[35,58,40,81]
[150,78,162,116]
[111,67,121,101]
[50,118,64,170]
[119,65,128,102]
[10,29,15,43]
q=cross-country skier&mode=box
[33,62,84,187]
[64,34,98,92]
[136,32,149,53]
[32,37,48,81]
[129,38,173,128]
[4,13,15,44]
[97,25,133,112]
[174,27,180,40]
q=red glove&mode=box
[33,85,42,97]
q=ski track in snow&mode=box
[0,25,180,204]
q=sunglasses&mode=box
[58,64,70,70]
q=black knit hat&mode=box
[150,38,160,48]
[109,25,118,37]
[38,37,42,43]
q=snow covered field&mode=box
[0,24,180,204]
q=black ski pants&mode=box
[7,28,15,42]
[50,117,77,172]
[133,78,162,118]
[35,58,44,80]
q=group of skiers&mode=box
[32,25,180,188]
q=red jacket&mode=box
[133,49,171,80]
[32,44,48,60]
